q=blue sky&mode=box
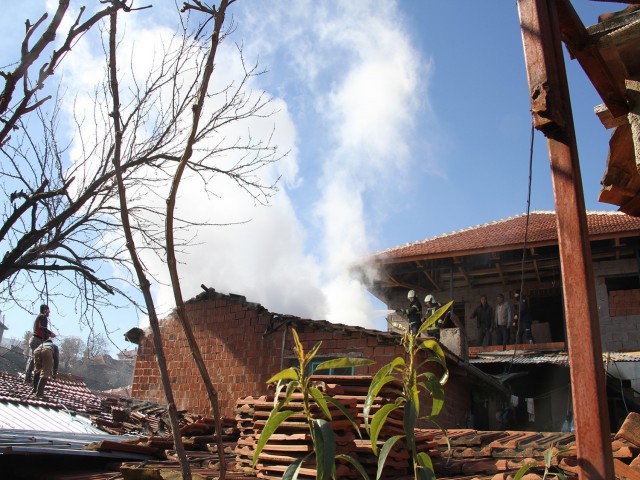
[0,1,618,353]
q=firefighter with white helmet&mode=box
[423,294,444,338]
[402,290,422,335]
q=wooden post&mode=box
[517,0,614,478]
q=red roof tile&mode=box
[374,211,640,260]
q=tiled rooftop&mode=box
[374,211,640,260]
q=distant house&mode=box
[130,289,505,429]
[365,210,640,431]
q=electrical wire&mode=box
[507,120,535,373]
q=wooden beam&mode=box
[533,259,542,282]
[518,1,614,478]
[555,0,629,117]
[458,266,472,288]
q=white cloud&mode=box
[44,1,430,333]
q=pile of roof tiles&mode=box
[234,375,439,479]
[420,411,640,479]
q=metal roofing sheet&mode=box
[0,402,103,434]
[470,350,640,366]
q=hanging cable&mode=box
[507,120,535,373]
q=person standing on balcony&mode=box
[494,294,512,349]
[470,295,494,347]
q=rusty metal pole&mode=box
[517,1,614,478]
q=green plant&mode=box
[364,301,453,480]
[513,446,570,480]
[252,328,375,480]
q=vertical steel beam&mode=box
[516,1,614,478]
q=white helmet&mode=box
[407,290,416,299]
[424,294,435,304]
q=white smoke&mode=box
[38,1,430,333]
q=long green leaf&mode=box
[371,358,404,390]
[370,403,399,455]
[252,410,296,466]
[336,454,370,480]
[376,435,404,480]
[418,339,446,363]
[513,463,536,480]
[278,380,299,411]
[415,452,436,480]
[325,396,362,438]
[306,341,323,367]
[266,367,299,384]
[282,453,312,480]
[418,300,453,335]
[419,372,445,417]
[404,398,417,458]
[315,357,375,372]
[291,328,304,362]
[313,419,336,480]
[364,375,397,432]
[410,369,420,414]
[310,387,332,420]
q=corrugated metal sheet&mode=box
[471,352,569,366]
[470,350,640,366]
[0,402,103,434]
[0,429,151,460]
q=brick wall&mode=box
[131,293,472,428]
[608,289,640,317]
[594,260,640,351]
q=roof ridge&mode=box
[376,210,628,255]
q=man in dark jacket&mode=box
[25,304,55,383]
[514,289,535,344]
[470,295,494,346]
[405,290,423,336]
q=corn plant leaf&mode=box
[418,301,453,335]
[305,341,323,366]
[376,435,404,480]
[371,358,404,389]
[292,328,304,362]
[314,357,375,372]
[309,387,332,420]
[336,454,370,480]
[279,380,299,410]
[544,447,553,468]
[419,372,445,417]
[417,339,446,363]
[364,374,397,432]
[325,396,362,438]
[404,398,417,457]
[410,369,420,414]
[282,453,312,480]
[266,367,299,385]
[370,403,400,455]
[415,452,436,480]
[252,409,296,466]
[313,418,336,480]
[513,463,536,480]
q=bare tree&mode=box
[0,0,137,325]
[1,0,279,330]
[4,2,282,478]
[85,332,108,358]
[59,335,84,368]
